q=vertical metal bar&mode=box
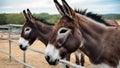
[8,24,12,62]
[23,51,26,68]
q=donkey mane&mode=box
[75,9,111,26]
[35,17,54,25]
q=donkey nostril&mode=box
[45,55,50,61]
[52,59,59,65]
[55,59,59,63]
[19,44,23,48]
[19,44,27,51]
[57,59,59,62]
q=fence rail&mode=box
[0,50,33,68]
[0,24,32,68]
[0,24,85,68]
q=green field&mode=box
[116,20,120,25]
[116,20,120,22]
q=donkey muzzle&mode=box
[45,55,59,65]
[19,44,27,51]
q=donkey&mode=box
[18,9,85,68]
[45,0,120,68]
[19,9,53,50]
[105,20,118,26]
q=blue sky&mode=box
[0,0,120,14]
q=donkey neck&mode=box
[77,14,107,42]
[77,13,107,37]
[35,21,53,45]
[77,14,108,63]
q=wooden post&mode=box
[23,51,26,68]
[8,24,12,62]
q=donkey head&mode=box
[19,9,38,51]
[45,0,84,65]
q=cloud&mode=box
[0,0,57,14]
[0,0,120,14]
[65,0,120,14]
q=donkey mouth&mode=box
[45,56,59,65]
[47,59,59,65]
[19,44,27,51]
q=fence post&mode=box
[23,51,26,68]
[8,24,12,62]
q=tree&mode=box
[6,13,25,24]
[0,14,7,25]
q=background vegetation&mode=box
[0,13,120,25]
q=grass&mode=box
[116,19,120,22]
[116,19,120,25]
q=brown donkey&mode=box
[45,0,120,68]
[105,20,118,26]
[18,9,85,68]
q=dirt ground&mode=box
[0,34,92,68]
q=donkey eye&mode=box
[26,28,30,31]
[25,27,31,31]
[60,29,67,33]
[24,27,32,35]
[57,27,71,40]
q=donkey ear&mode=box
[54,0,65,16]
[23,10,29,20]
[27,9,33,20]
[27,9,36,24]
[62,0,75,18]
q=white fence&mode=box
[0,24,84,68]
